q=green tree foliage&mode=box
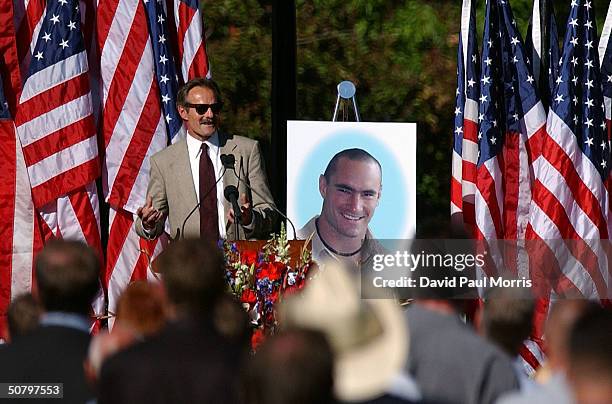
[202,0,611,225]
[202,0,273,144]
[296,1,462,223]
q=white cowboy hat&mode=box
[279,263,408,401]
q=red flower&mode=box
[259,261,284,281]
[241,289,257,304]
[251,328,265,350]
[241,250,258,266]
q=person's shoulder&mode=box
[364,232,386,255]
[221,131,259,148]
[151,139,186,163]
[297,216,318,239]
[100,335,158,377]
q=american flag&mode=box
[525,0,560,111]
[475,0,546,243]
[98,0,206,323]
[0,1,40,338]
[602,1,612,137]
[451,0,479,232]
[0,0,105,333]
[526,0,611,301]
[1,0,209,329]
[600,0,612,246]
[472,0,550,372]
[15,0,99,207]
[172,0,209,80]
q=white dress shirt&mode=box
[186,131,226,238]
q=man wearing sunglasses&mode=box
[135,78,278,242]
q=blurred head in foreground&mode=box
[7,293,42,342]
[481,287,534,357]
[243,328,334,404]
[544,300,598,374]
[115,281,167,337]
[35,239,100,315]
[154,239,248,340]
[567,307,612,404]
[154,239,226,318]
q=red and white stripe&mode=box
[105,207,167,328]
[451,100,479,227]
[98,0,167,214]
[0,0,38,338]
[0,119,42,339]
[37,182,105,318]
[451,0,477,225]
[527,110,610,300]
[475,102,546,242]
[98,0,171,312]
[10,0,104,326]
[15,55,99,208]
[173,0,208,80]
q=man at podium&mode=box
[298,148,385,268]
[135,78,278,242]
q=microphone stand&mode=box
[228,156,298,240]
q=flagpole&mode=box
[270,0,296,216]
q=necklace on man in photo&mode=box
[315,219,364,257]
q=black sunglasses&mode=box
[184,102,223,114]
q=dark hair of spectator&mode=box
[242,328,335,404]
[35,239,100,315]
[7,293,42,341]
[568,307,612,376]
[154,239,226,317]
[482,287,535,356]
[323,148,381,181]
[176,78,223,107]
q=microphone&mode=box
[220,153,235,169]
[226,155,298,240]
[178,166,226,240]
[224,185,242,224]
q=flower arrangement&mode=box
[223,225,313,349]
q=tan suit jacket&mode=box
[135,132,278,240]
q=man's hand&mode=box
[228,194,253,226]
[136,196,164,230]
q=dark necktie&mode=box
[199,143,219,242]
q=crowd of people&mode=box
[0,238,611,404]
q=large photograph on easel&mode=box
[286,120,417,240]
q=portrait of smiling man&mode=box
[135,78,278,242]
[298,148,385,268]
